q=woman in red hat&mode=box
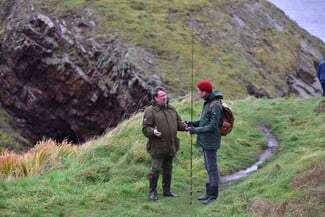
[186,80,223,204]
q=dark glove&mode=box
[188,127,196,134]
[184,121,193,127]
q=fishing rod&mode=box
[189,10,194,206]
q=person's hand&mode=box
[187,127,196,134]
[153,126,161,137]
[184,121,193,127]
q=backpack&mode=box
[209,99,234,136]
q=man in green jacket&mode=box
[142,87,186,201]
[187,80,223,205]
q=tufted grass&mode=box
[0,139,78,179]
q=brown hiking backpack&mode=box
[209,99,234,136]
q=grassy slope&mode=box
[0,97,324,217]
[29,0,317,98]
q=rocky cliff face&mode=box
[0,0,324,149]
[0,0,161,146]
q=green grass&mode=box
[0,97,324,216]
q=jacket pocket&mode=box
[150,139,169,155]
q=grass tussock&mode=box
[0,139,78,180]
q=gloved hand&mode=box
[184,121,193,127]
[188,127,196,134]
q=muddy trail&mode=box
[220,125,279,184]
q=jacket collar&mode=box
[152,101,169,110]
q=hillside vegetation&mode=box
[27,0,325,97]
[0,97,324,217]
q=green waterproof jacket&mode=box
[192,90,223,150]
[142,102,186,157]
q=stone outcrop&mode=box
[0,0,161,145]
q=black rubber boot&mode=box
[162,171,178,197]
[149,171,159,201]
[197,183,210,200]
[202,186,218,205]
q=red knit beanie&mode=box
[197,80,213,93]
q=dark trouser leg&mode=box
[322,83,325,96]
[202,149,219,204]
[148,170,159,201]
[162,157,178,197]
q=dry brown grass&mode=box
[0,139,79,180]
[250,199,313,217]
[0,151,23,179]
[250,162,325,217]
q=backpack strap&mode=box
[209,99,224,127]
[209,99,222,111]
